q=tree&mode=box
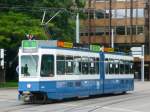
[0,11,47,48]
[0,0,85,47]
[0,0,85,81]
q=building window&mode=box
[116,26,125,35]
[133,9,137,18]
[80,33,84,36]
[127,9,131,18]
[127,26,131,35]
[132,26,136,35]
[96,11,105,19]
[96,0,109,2]
[125,8,143,18]
[137,26,144,35]
[138,9,144,18]
[116,0,126,1]
[116,9,125,18]
[96,27,105,36]
[127,26,144,35]
[112,10,116,18]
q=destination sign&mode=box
[22,40,38,53]
[64,42,73,48]
[22,40,37,49]
[104,47,114,52]
[90,45,103,52]
[57,41,73,48]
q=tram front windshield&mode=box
[21,55,39,76]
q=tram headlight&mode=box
[27,83,31,88]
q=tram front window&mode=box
[21,55,39,76]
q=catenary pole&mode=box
[141,45,144,82]
[111,29,114,48]
[76,13,80,43]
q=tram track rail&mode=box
[58,90,150,112]
[1,88,150,112]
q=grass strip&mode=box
[0,82,18,88]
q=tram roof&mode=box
[21,40,131,56]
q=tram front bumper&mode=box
[18,91,33,102]
[18,81,40,92]
[18,81,56,92]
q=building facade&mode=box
[80,0,150,80]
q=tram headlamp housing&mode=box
[27,83,31,89]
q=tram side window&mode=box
[114,60,119,74]
[105,59,109,74]
[130,62,133,74]
[95,58,99,74]
[41,55,54,77]
[109,63,113,74]
[115,63,119,74]
[66,56,73,75]
[82,57,89,74]
[125,61,133,74]
[125,62,130,74]
[120,60,125,74]
[109,59,115,74]
[73,56,82,75]
[57,55,65,75]
[89,57,95,74]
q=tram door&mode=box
[99,52,105,93]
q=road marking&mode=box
[102,106,141,112]
[60,103,78,107]
[0,99,16,102]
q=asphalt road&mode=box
[0,81,150,112]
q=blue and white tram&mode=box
[18,40,134,103]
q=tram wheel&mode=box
[32,93,48,104]
[122,91,127,94]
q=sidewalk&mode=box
[134,81,150,92]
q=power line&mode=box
[0,4,110,13]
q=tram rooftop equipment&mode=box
[22,40,119,53]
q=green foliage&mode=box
[0,0,85,81]
[0,82,18,88]
[0,0,85,48]
[0,11,47,48]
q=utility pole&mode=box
[148,0,150,54]
[130,0,133,46]
[141,45,145,82]
[111,29,114,48]
[87,0,96,44]
[109,0,112,47]
[88,0,92,44]
[0,49,5,83]
[76,13,80,43]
